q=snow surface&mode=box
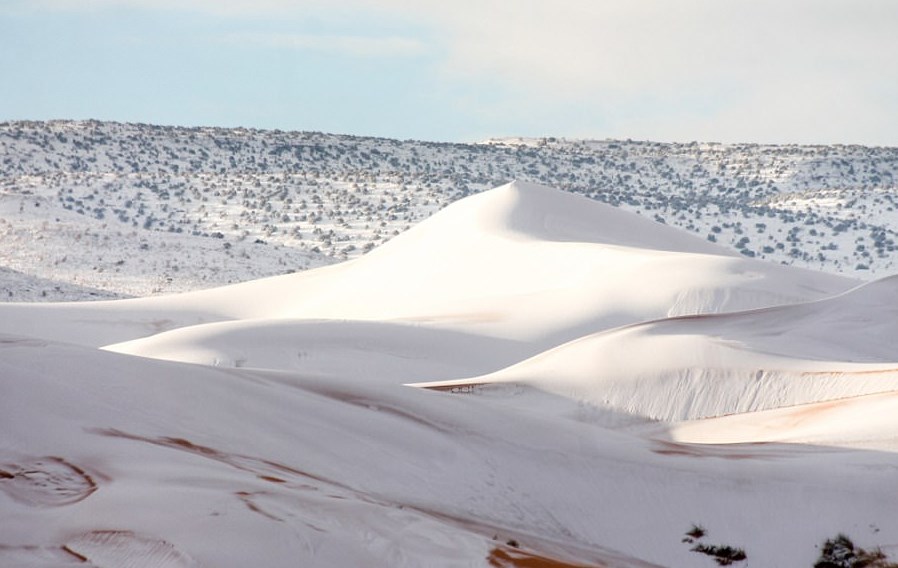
[3,182,898,567]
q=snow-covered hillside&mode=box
[3,182,898,567]
[1,120,897,299]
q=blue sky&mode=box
[2,0,897,145]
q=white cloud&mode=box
[677,77,898,146]
[422,1,895,92]
[399,0,898,144]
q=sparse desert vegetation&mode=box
[1,120,896,300]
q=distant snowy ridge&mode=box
[2,120,897,300]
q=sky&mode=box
[2,0,897,145]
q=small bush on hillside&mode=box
[683,525,746,566]
[814,534,898,568]
[687,524,707,540]
[691,543,748,566]
[683,526,898,567]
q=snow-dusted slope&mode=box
[0,188,333,299]
[420,275,898,422]
[5,335,898,568]
[0,265,124,302]
[107,319,534,383]
[660,388,898,449]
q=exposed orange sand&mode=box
[488,545,604,568]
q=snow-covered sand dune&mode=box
[107,319,535,383]
[661,388,898,448]
[0,181,858,350]
[81,182,858,386]
[5,335,898,568]
[4,181,898,567]
[419,275,898,423]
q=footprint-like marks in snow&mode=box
[0,532,197,568]
[0,544,89,567]
[64,531,198,568]
[0,456,97,507]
